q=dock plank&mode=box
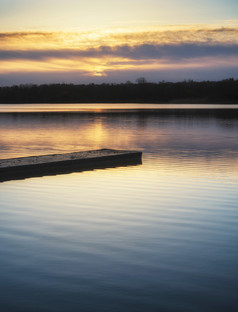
[0,149,142,182]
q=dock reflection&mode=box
[0,158,142,183]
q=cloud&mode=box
[1,25,238,48]
[0,31,55,39]
[0,43,238,62]
[0,26,238,84]
[109,43,238,60]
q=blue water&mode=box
[0,105,238,311]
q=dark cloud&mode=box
[0,31,56,39]
[0,43,238,61]
[0,49,81,60]
[209,27,238,33]
[111,43,238,60]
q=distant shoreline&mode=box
[1,101,238,105]
[0,79,237,104]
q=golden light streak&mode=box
[1,55,237,77]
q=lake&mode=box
[0,104,238,312]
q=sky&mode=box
[0,0,238,85]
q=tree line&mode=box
[0,79,237,103]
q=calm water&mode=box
[0,104,238,311]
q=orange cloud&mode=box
[1,25,238,50]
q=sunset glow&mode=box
[0,0,238,85]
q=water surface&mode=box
[0,104,238,311]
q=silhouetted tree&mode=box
[136,77,147,84]
[0,79,237,104]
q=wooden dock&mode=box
[0,149,142,182]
